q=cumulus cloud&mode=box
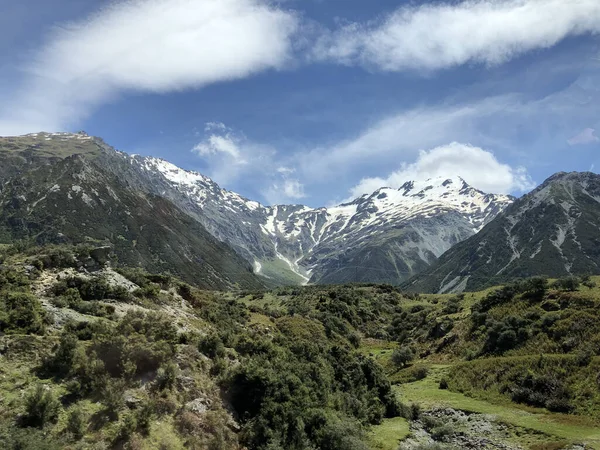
[313,0,600,72]
[192,123,246,163]
[568,128,600,146]
[346,143,535,199]
[263,171,306,204]
[0,0,298,135]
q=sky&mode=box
[1,0,600,207]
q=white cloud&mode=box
[192,123,246,163]
[0,0,298,135]
[277,166,296,175]
[346,142,535,199]
[314,0,600,72]
[263,178,306,204]
[282,179,306,199]
[190,122,306,204]
[299,96,515,180]
[568,128,600,146]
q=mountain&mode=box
[110,153,513,285]
[0,132,263,290]
[406,172,600,293]
[0,132,514,286]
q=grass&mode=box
[396,365,600,449]
[369,417,410,450]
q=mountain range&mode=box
[2,131,599,291]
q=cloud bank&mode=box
[314,0,600,71]
[0,0,298,134]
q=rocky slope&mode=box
[406,172,600,293]
[1,132,514,286]
[0,133,262,290]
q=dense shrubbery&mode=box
[188,287,402,449]
[0,291,47,334]
[0,266,48,335]
[42,311,178,397]
[469,276,600,356]
[21,384,61,428]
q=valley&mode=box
[1,133,600,450]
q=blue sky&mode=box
[1,0,600,207]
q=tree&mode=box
[66,407,86,440]
[391,346,414,368]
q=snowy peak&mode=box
[114,150,514,285]
[251,176,513,284]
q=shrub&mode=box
[22,385,61,428]
[430,424,455,441]
[43,331,79,377]
[101,380,125,421]
[410,403,421,420]
[156,362,178,391]
[391,346,415,368]
[135,401,154,435]
[199,333,226,358]
[552,277,580,292]
[575,348,594,367]
[133,283,160,299]
[0,426,63,449]
[0,291,47,335]
[66,407,86,440]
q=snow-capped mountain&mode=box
[406,172,600,293]
[2,132,515,286]
[117,152,513,285]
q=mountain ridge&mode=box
[405,171,600,293]
[1,131,515,286]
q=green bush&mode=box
[42,331,79,377]
[0,291,47,335]
[552,277,580,292]
[101,379,125,421]
[66,407,86,440]
[21,385,61,428]
[391,346,415,367]
[199,333,226,358]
